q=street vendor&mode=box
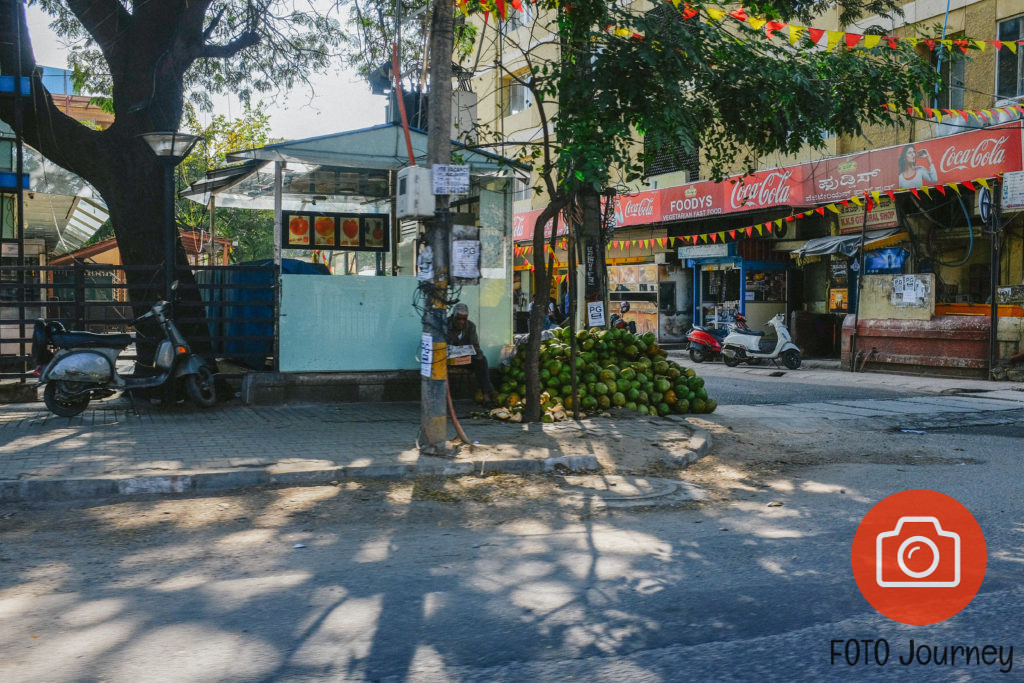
[447,303,496,402]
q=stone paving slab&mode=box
[0,399,710,502]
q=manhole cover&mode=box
[561,475,707,507]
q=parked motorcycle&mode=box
[609,301,637,334]
[32,284,217,417]
[720,312,802,369]
[686,322,732,363]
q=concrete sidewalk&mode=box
[0,397,709,503]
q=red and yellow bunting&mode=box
[888,102,1024,125]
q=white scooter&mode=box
[720,312,801,369]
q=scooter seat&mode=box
[737,328,764,337]
[51,331,133,349]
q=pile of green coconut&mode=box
[487,327,717,422]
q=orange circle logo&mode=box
[851,489,986,625]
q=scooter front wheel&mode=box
[781,349,802,370]
[43,381,90,417]
[689,345,708,363]
[723,353,742,367]
[185,365,217,408]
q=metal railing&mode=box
[0,261,277,380]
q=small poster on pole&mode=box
[420,334,433,378]
[432,165,470,195]
[587,301,606,327]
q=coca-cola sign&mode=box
[511,208,565,241]
[729,169,799,210]
[613,191,660,227]
[939,135,1009,174]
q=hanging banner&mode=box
[838,196,898,234]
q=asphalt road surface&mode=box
[1,371,1021,682]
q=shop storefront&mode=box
[512,122,1024,370]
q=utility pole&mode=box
[420,0,454,454]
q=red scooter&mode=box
[686,315,749,363]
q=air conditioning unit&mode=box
[396,166,435,219]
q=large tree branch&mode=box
[199,32,261,60]
[66,0,133,63]
[0,2,105,182]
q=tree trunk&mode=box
[524,196,569,423]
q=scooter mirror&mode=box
[170,280,179,292]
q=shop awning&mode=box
[792,228,902,258]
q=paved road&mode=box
[3,366,1023,681]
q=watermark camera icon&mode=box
[876,516,960,588]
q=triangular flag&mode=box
[774,219,784,228]
[871,190,881,204]
[935,184,946,195]
[717,232,725,242]
[906,37,919,47]
[885,190,896,202]
[745,226,753,237]
[766,223,773,234]
[755,225,764,235]
[948,183,961,195]
[864,35,881,49]
[692,235,699,245]
[789,25,805,44]
[910,188,920,200]
[707,8,726,22]
[851,196,863,207]
[681,7,698,20]
[815,206,826,216]
[977,178,991,190]
[840,200,850,207]
[710,233,718,243]
[700,234,708,243]
[844,33,862,49]
[765,21,785,40]
[747,17,766,32]
[613,241,620,250]
[728,229,736,239]
[728,8,748,22]
[808,27,825,45]
[826,204,841,214]
[785,214,796,222]
[1006,41,1018,55]
[922,186,931,198]
[803,210,814,218]
[886,36,899,49]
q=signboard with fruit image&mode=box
[282,212,390,252]
[288,215,311,246]
[314,216,336,246]
[339,217,360,247]
[363,217,385,248]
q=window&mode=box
[998,16,1024,100]
[504,5,532,32]
[512,177,532,203]
[932,41,966,109]
[503,77,532,117]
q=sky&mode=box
[25,5,386,142]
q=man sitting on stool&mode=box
[447,303,496,403]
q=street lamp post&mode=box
[140,132,202,298]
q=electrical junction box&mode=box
[397,166,436,219]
